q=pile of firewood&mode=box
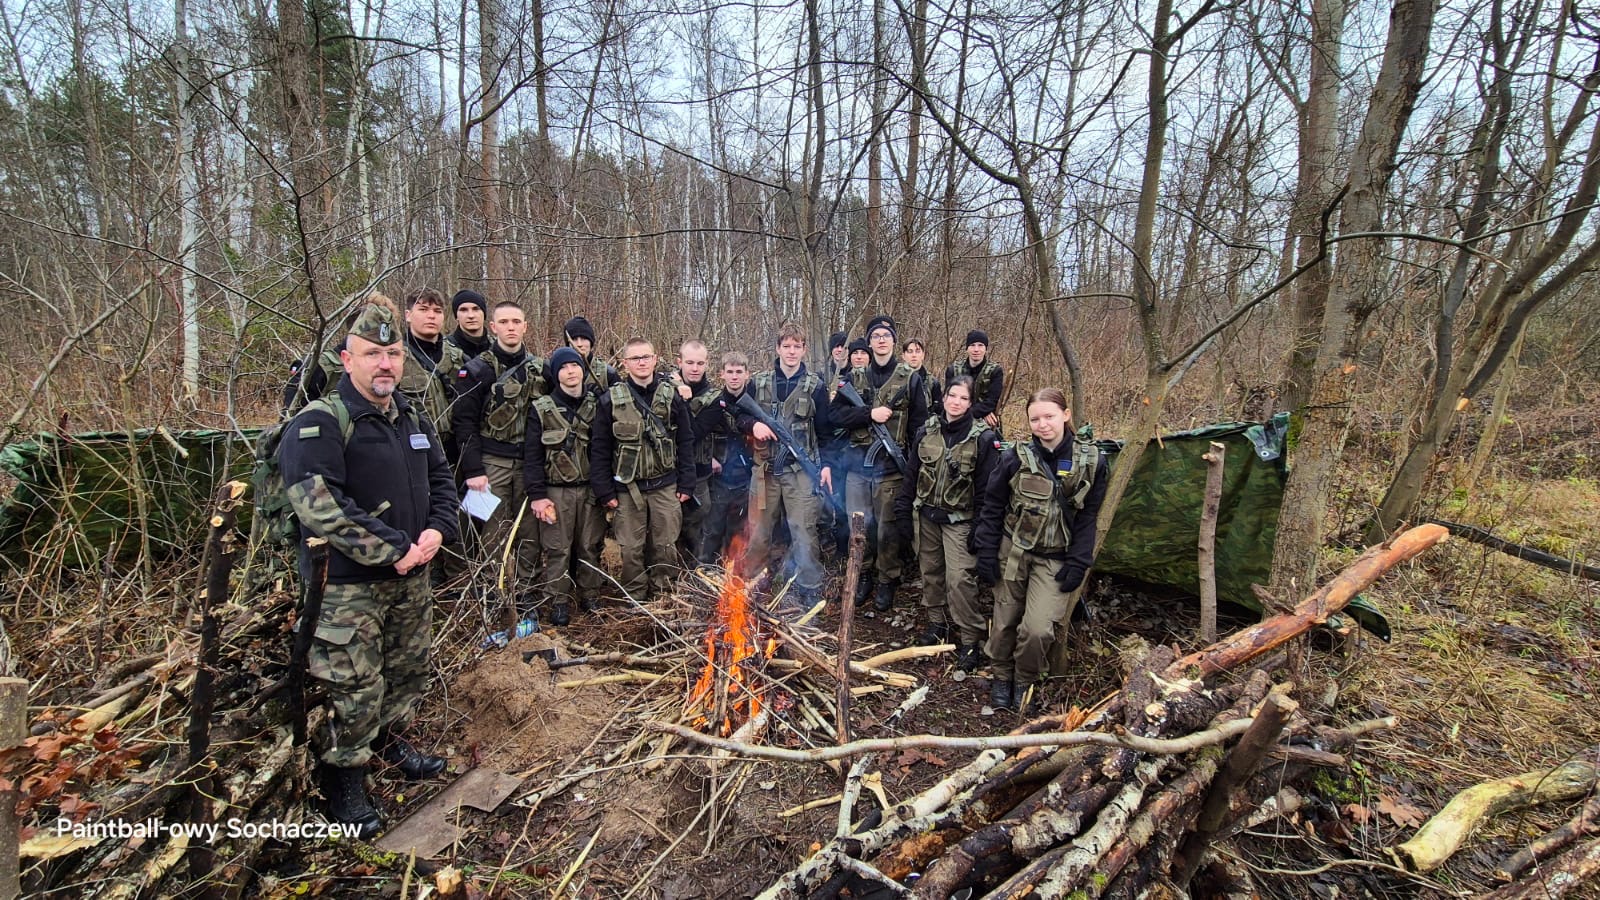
[650,524,1452,898]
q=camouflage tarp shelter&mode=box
[0,428,260,569]
[0,417,1289,609]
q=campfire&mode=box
[682,564,778,737]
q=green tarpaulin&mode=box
[1,417,1289,609]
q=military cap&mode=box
[348,297,402,346]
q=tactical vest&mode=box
[532,392,597,485]
[608,381,679,484]
[751,371,822,464]
[1002,438,1101,578]
[913,416,989,521]
[947,358,1000,401]
[481,352,548,445]
[399,337,465,439]
[848,363,915,449]
[685,383,716,467]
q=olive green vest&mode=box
[608,380,679,484]
[913,416,988,521]
[947,357,1000,400]
[1002,438,1101,579]
[481,351,548,445]
[751,371,821,464]
[847,363,916,449]
[532,392,597,485]
[399,337,466,440]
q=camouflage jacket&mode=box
[278,374,459,584]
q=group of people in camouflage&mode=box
[276,290,1107,836]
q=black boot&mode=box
[913,621,950,647]
[872,581,896,612]
[578,595,600,613]
[988,678,1015,711]
[375,727,446,780]
[549,602,571,627]
[955,643,984,673]
[853,577,874,606]
[319,764,382,839]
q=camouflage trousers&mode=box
[308,575,433,767]
[916,519,984,646]
[743,467,824,591]
[985,538,1077,687]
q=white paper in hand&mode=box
[461,487,501,521]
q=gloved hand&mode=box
[1055,561,1087,593]
[894,517,913,548]
[965,528,979,555]
[975,556,1000,587]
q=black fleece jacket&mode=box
[893,412,1000,528]
[971,436,1109,583]
[588,376,697,503]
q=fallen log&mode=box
[1497,793,1600,882]
[1479,836,1600,899]
[1392,754,1600,872]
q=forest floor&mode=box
[10,462,1600,898]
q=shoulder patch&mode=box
[993,440,1003,449]
[297,424,322,439]
[457,368,470,378]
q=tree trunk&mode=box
[478,0,506,290]
[175,0,200,405]
[1269,0,1437,598]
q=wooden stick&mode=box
[1496,793,1600,881]
[858,645,954,669]
[1198,441,1225,643]
[1427,517,1600,581]
[557,671,680,688]
[837,512,866,743]
[547,652,668,670]
[838,755,874,837]
[1479,836,1600,899]
[187,480,244,888]
[0,676,25,900]
[1165,523,1448,680]
[781,794,845,818]
[652,715,1255,764]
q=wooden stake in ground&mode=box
[1198,441,1225,643]
[836,512,867,743]
[188,480,245,887]
[1,676,26,900]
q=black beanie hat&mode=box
[829,330,847,352]
[451,289,487,316]
[549,346,585,375]
[965,329,989,347]
[563,315,597,345]
[865,315,897,339]
[847,336,870,354]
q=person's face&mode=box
[623,343,657,382]
[456,303,485,335]
[557,361,585,393]
[831,345,848,365]
[869,328,895,358]
[722,364,748,393]
[341,334,404,402]
[850,348,869,368]
[943,384,972,419]
[490,306,526,351]
[569,336,593,355]
[967,341,988,366]
[902,343,925,370]
[1029,400,1068,446]
[678,346,709,383]
[406,300,445,340]
[776,337,806,368]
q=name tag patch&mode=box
[410,433,431,450]
[297,425,321,439]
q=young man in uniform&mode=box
[524,347,607,624]
[831,316,929,612]
[589,338,696,600]
[694,351,755,565]
[944,330,1005,428]
[278,296,458,837]
[674,339,714,561]
[452,300,548,625]
[738,322,834,608]
[562,314,620,392]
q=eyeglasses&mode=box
[869,331,893,340]
[624,354,656,362]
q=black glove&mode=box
[894,517,913,547]
[1055,562,1087,593]
[975,556,999,587]
[965,528,979,555]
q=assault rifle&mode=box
[834,380,910,474]
[731,392,844,513]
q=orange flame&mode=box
[684,558,769,736]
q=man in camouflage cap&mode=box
[278,293,459,838]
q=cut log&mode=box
[1393,755,1600,872]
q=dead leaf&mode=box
[1344,803,1371,825]
[436,865,463,895]
[1376,793,1428,828]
